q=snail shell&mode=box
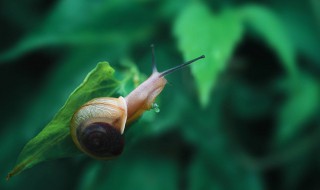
[70,97,127,159]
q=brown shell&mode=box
[70,97,127,159]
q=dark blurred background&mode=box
[1,0,320,190]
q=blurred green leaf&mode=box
[276,75,320,144]
[240,5,297,76]
[174,2,243,106]
[276,0,320,64]
[7,62,120,179]
[174,3,298,107]
[0,0,154,62]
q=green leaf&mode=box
[7,62,120,179]
[0,0,154,62]
[240,5,297,77]
[174,2,244,106]
[276,75,320,144]
[174,4,298,107]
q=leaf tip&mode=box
[6,172,13,181]
[6,161,27,180]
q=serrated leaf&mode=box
[7,62,120,179]
[174,2,244,106]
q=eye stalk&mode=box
[151,44,158,73]
[160,55,205,77]
[150,44,205,77]
[124,44,205,123]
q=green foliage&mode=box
[7,62,120,179]
[174,2,244,106]
[239,5,297,77]
[276,75,320,144]
[1,0,320,189]
[174,2,297,106]
[0,0,154,62]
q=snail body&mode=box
[71,45,205,159]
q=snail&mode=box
[70,45,205,159]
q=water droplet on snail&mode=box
[152,103,160,113]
